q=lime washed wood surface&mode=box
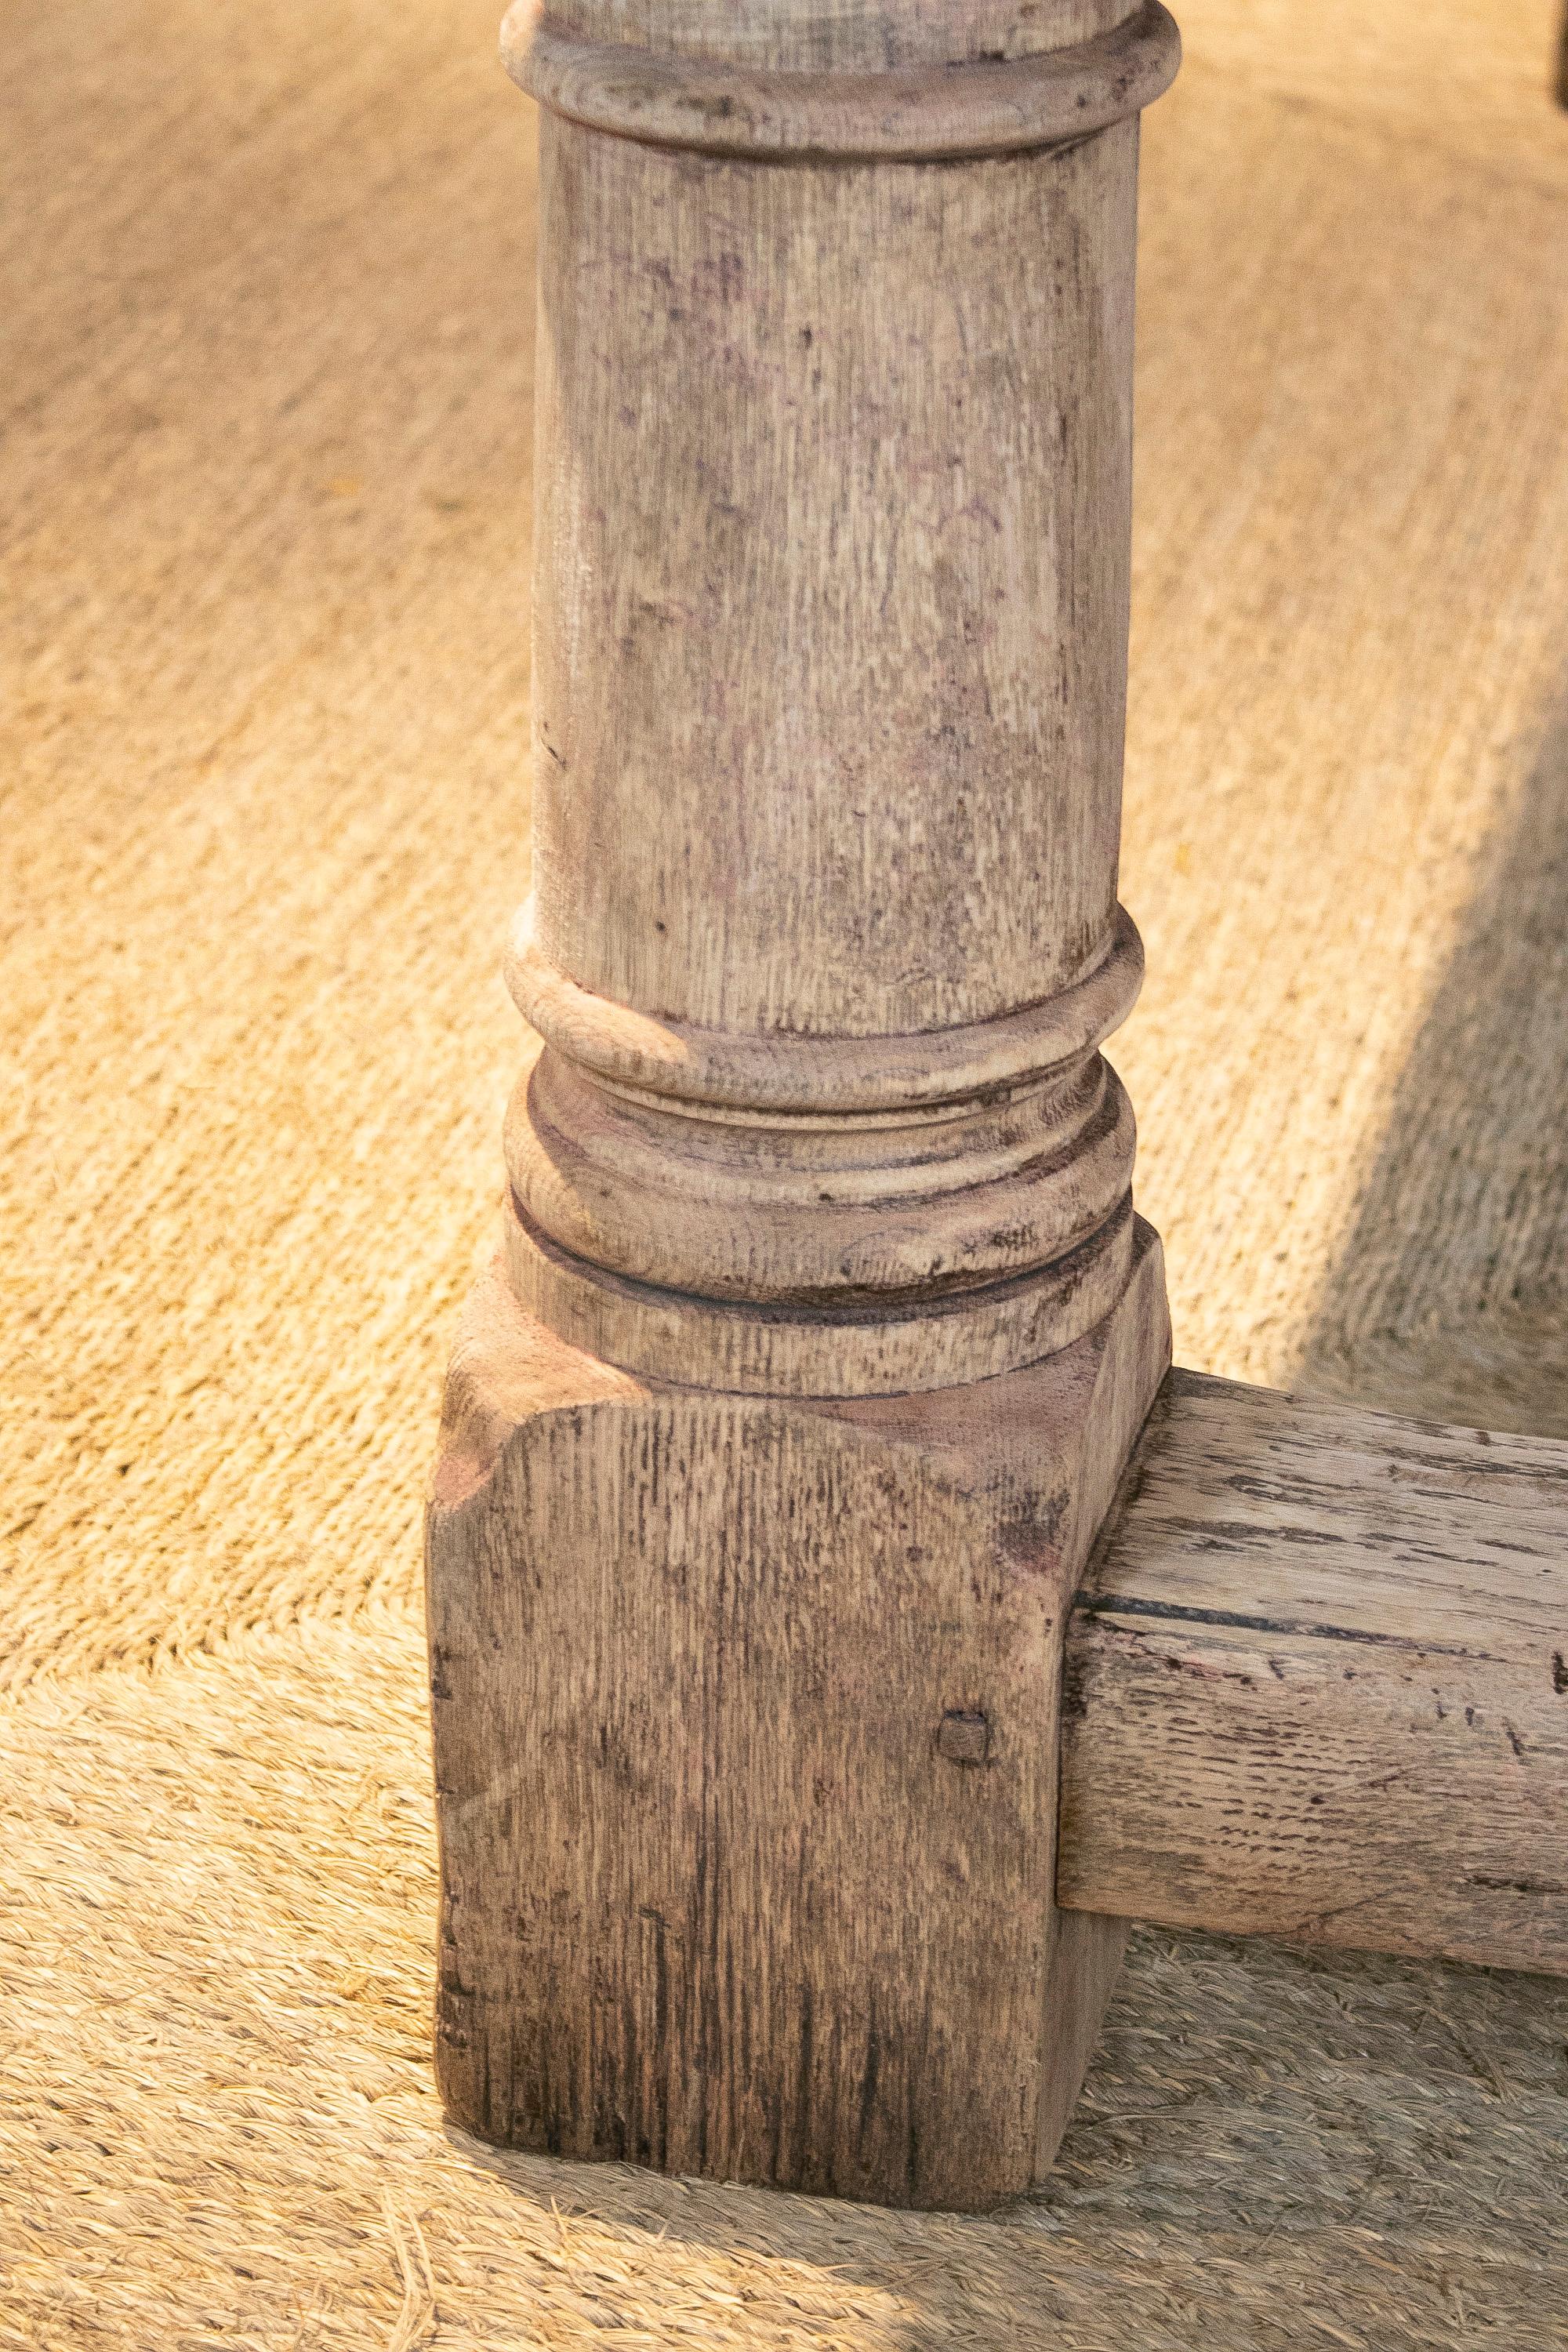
[434,0,1178,2203]
[1061,1373,1568,1975]
[2,0,1568,2341]
[431,1241,1168,2205]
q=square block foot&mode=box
[426,1225,1168,2209]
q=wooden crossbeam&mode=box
[1060,1374,1568,1975]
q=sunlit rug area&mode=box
[3,2,1566,2342]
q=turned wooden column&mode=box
[427,0,1180,2210]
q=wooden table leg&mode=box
[426,0,1180,2210]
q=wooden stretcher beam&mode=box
[1059,1372,1568,1976]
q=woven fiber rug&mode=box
[3,2,1566,2343]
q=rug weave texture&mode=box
[3,2,1567,2343]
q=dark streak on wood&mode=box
[1077,1591,1492,1660]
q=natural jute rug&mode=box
[3,1,1566,2343]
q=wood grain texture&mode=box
[531,0,1141,71]
[510,2,1180,159]
[427,0,1177,2207]
[428,1227,1171,2209]
[525,113,1138,1041]
[499,1,1170,1389]
[1059,1370,1568,1974]
[503,1186,1139,1398]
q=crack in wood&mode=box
[1075,1591,1490,1661]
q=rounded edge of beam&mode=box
[505,1,1181,161]
[507,905,1145,1116]
[507,1051,1136,1307]
[503,1185,1136,1396]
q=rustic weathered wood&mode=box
[430,1227,1169,2208]
[426,0,1179,2208]
[1059,1370,1568,1976]
[503,2,1181,1399]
